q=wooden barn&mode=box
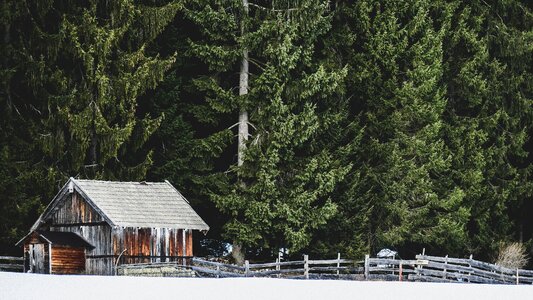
[16,178,209,275]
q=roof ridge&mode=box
[74,179,167,184]
[68,178,209,231]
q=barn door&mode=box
[29,244,46,273]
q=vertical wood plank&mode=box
[304,255,309,279]
[364,254,370,280]
[337,253,341,275]
[443,255,448,279]
[276,258,280,279]
[468,254,473,283]
[187,229,193,256]
[399,262,403,281]
[181,229,186,259]
[48,244,52,274]
[245,260,250,277]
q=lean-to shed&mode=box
[17,178,209,275]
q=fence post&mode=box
[393,254,396,275]
[216,265,220,278]
[399,262,403,281]
[443,255,448,280]
[337,253,341,276]
[245,260,250,277]
[468,254,473,283]
[516,268,519,285]
[276,258,280,279]
[364,254,369,280]
[304,255,309,279]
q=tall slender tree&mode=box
[182,0,349,259]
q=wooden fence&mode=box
[4,250,531,284]
[0,256,24,272]
[408,254,533,284]
[192,254,364,280]
[364,255,427,281]
[191,253,533,284]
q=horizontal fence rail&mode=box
[192,254,364,279]
[408,255,533,285]
[365,255,428,281]
[190,253,533,285]
[0,256,24,272]
[10,248,527,284]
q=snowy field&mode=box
[1,272,533,300]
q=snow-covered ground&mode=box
[1,271,532,300]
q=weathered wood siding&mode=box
[50,192,104,224]
[46,192,114,275]
[33,192,196,275]
[113,228,193,265]
[51,246,85,274]
[22,233,50,274]
[187,230,193,256]
[49,226,113,275]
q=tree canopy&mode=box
[1,0,532,264]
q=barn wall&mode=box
[43,244,50,274]
[22,233,50,274]
[51,246,85,274]
[46,192,114,275]
[52,225,113,275]
[51,191,104,224]
[36,191,198,274]
[113,228,193,265]
[186,230,193,257]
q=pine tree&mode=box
[324,0,472,256]
[442,0,533,258]
[216,0,349,256]
[321,0,533,259]
[0,0,59,254]
[34,0,179,180]
[181,0,349,258]
[0,0,178,253]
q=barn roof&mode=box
[40,231,95,249]
[72,179,209,231]
[16,231,95,248]
[29,178,209,232]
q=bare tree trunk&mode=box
[89,93,98,168]
[232,0,249,266]
[237,49,249,166]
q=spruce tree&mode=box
[442,0,533,258]
[182,0,349,258]
[324,0,471,256]
[321,0,533,259]
[34,0,179,180]
[0,0,178,252]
